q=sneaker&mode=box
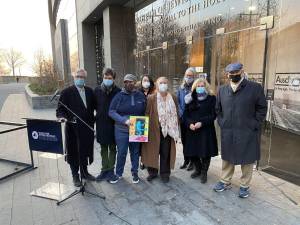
[213,181,231,192]
[96,171,108,182]
[239,187,250,198]
[108,174,121,184]
[132,173,140,184]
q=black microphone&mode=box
[50,89,60,102]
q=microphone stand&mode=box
[52,94,105,205]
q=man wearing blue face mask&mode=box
[94,68,121,182]
[56,69,96,187]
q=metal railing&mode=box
[0,121,36,181]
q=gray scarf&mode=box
[100,83,114,94]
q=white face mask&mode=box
[142,81,150,89]
[158,83,168,92]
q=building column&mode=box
[81,23,97,87]
[103,6,136,83]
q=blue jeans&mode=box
[115,128,140,177]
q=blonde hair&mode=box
[155,77,168,92]
[191,78,214,95]
[156,76,168,85]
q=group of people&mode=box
[56,62,267,199]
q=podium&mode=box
[26,118,76,202]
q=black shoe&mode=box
[200,171,207,184]
[161,176,170,183]
[191,170,201,179]
[82,172,96,181]
[73,175,81,187]
[187,162,194,171]
[96,171,108,182]
[180,161,189,169]
[146,174,158,182]
[140,163,146,170]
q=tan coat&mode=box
[141,93,180,170]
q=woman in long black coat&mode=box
[184,78,218,183]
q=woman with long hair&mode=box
[139,74,155,96]
[184,78,218,183]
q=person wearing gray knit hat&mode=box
[123,74,137,92]
[108,73,146,184]
[124,74,137,82]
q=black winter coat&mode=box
[56,85,95,166]
[216,79,267,165]
[94,85,121,144]
[184,93,218,158]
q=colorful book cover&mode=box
[129,116,149,142]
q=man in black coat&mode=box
[213,63,267,198]
[94,68,120,181]
[56,69,96,187]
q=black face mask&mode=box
[124,83,135,92]
[229,74,242,83]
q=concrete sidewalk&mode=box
[0,94,299,225]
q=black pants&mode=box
[191,157,211,172]
[180,121,191,163]
[70,164,88,177]
[147,132,171,178]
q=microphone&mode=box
[50,89,60,102]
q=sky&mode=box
[0,0,52,75]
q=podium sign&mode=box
[26,119,63,154]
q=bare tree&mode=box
[32,49,46,76]
[0,50,9,75]
[3,48,25,76]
